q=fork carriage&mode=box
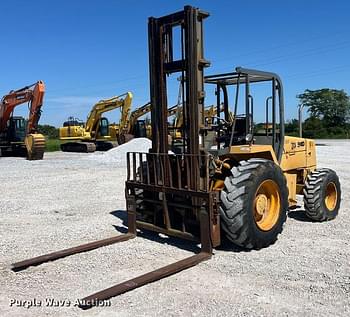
[126,151,221,250]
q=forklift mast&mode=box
[149,6,209,154]
[124,6,220,249]
[148,5,210,190]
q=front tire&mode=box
[303,168,341,221]
[219,159,288,249]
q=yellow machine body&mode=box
[218,136,316,206]
[59,124,119,141]
[172,105,222,139]
[108,124,120,140]
[59,125,90,140]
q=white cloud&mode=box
[45,96,100,110]
[41,95,126,126]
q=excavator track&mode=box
[25,133,45,160]
[60,141,96,153]
[95,141,116,151]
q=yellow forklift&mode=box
[12,6,341,309]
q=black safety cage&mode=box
[205,67,285,161]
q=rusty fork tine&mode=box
[79,252,211,310]
[11,233,135,272]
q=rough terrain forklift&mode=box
[12,6,341,309]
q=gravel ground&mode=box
[0,140,349,317]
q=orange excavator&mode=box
[0,81,46,160]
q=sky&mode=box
[1,0,350,127]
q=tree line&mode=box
[37,124,59,139]
[285,88,350,139]
[37,88,350,140]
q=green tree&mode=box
[37,124,59,139]
[297,89,350,127]
[303,117,326,138]
[285,119,299,135]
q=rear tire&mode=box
[219,159,288,249]
[303,168,341,221]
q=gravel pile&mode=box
[0,140,349,317]
[90,138,152,166]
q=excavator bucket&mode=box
[25,133,45,160]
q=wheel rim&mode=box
[325,182,337,211]
[254,179,280,231]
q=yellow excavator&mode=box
[117,102,151,144]
[59,92,133,152]
[118,102,180,144]
[171,104,227,140]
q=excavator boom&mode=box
[125,102,151,133]
[118,102,184,144]
[85,92,133,135]
[27,82,45,134]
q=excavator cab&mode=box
[98,117,109,137]
[132,120,147,138]
[7,116,26,142]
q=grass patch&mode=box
[45,139,61,152]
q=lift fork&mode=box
[11,200,213,310]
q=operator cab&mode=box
[7,116,26,142]
[98,117,109,137]
[204,67,284,161]
[133,120,147,138]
